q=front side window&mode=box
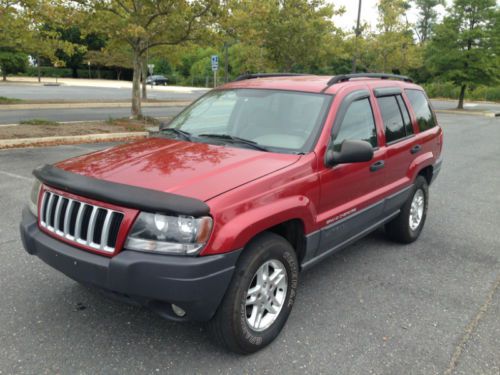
[333,98,378,151]
[166,89,332,153]
[405,89,436,132]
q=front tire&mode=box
[209,232,299,354]
[385,175,429,243]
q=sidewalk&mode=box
[3,77,208,93]
[0,100,192,111]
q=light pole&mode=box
[352,0,362,73]
[88,61,91,79]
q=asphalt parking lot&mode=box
[0,113,498,374]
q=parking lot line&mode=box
[0,170,32,181]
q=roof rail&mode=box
[326,73,413,86]
[234,73,310,81]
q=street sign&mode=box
[211,55,219,72]
[147,64,155,75]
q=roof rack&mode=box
[234,73,310,81]
[326,73,413,86]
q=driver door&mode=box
[316,91,387,256]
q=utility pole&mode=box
[224,42,229,83]
[352,0,362,73]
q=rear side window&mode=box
[333,98,378,151]
[377,96,406,143]
[396,95,413,136]
[377,95,414,143]
[405,89,436,132]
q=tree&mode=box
[426,0,499,109]
[372,0,421,74]
[223,0,341,73]
[0,50,28,80]
[54,27,106,78]
[80,0,218,118]
[413,0,445,43]
[84,41,133,80]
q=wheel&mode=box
[209,232,299,354]
[385,175,429,243]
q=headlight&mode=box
[29,179,42,217]
[125,212,213,255]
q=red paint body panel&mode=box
[55,138,300,202]
[41,76,442,258]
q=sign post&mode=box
[211,55,219,88]
[147,64,155,88]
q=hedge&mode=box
[422,82,500,102]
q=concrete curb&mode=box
[0,101,192,110]
[0,132,148,149]
[435,109,499,118]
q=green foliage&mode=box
[0,50,28,79]
[422,82,500,101]
[19,119,59,126]
[0,96,23,104]
[426,0,499,106]
[413,0,445,42]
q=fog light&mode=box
[172,304,186,317]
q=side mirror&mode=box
[325,139,374,167]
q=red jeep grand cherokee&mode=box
[20,73,443,353]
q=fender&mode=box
[407,151,434,181]
[201,196,315,255]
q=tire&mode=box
[209,232,299,354]
[385,175,429,243]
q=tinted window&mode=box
[405,89,436,131]
[396,95,413,135]
[333,98,377,151]
[377,96,406,143]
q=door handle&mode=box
[411,144,422,154]
[370,160,385,172]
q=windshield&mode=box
[164,89,332,153]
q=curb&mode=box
[0,132,148,149]
[0,101,192,110]
[435,109,499,118]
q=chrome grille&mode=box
[40,190,124,253]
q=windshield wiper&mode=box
[198,134,269,152]
[159,128,192,141]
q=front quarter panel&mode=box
[201,154,319,255]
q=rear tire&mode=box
[385,175,429,243]
[209,232,299,354]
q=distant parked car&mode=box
[146,75,168,86]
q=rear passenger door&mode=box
[375,88,418,193]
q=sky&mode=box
[330,0,448,31]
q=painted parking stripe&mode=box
[0,170,32,181]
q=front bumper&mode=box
[20,207,240,322]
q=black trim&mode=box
[431,156,443,184]
[234,73,311,81]
[33,164,210,217]
[301,184,413,270]
[20,208,239,322]
[326,73,413,87]
[374,87,402,97]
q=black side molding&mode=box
[33,164,210,217]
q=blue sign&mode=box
[211,55,219,71]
